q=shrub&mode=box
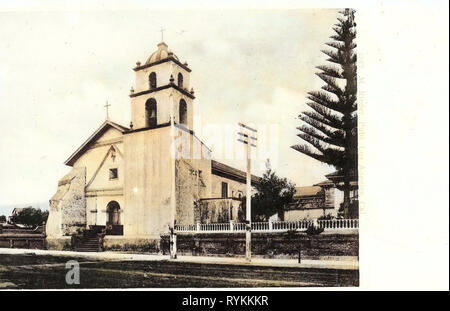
[10,207,48,228]
[305,224,324,235]
[318,214,335,221]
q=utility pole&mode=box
[237,122,257,262]
[169,91,177,259]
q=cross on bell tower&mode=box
[160,28,165,42]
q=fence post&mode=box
[298,242,302,264]
[268,220,273,232]
[230,220,234,232]
[196,222,200,232]
[313,219,318,229]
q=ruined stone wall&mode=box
[46,167,86,237]
[175,159,201,225]
[195,199,243,223]
[60,168,86,234]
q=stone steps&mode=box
[74,235,103,252]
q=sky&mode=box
[0,6,341,211]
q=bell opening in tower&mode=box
[145,98,157,128]
[178,72,183,89]
[179,99,187,125]
[149,72,157,90]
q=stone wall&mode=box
[46,237,72,251]
[0,226,47,250]
[103,236,160,253]
[46,167,86,237]
[160,232,358,259]
[0,234,47,250]
[61,168,86,235]
[175,159,201,225]
[195,198,244,223]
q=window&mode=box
[145,98,157,127]
[177,72,183,88]
[221,182,228,198]
[179,99,187,125]
[149,72,157,89]
[109,168,118,180]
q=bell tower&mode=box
[129,42,195,131]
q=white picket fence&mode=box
[175,219,358,233]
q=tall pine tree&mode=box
[291,9,357,218]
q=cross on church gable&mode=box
[104,101,111,120]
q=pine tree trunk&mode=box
[343,171,351,218]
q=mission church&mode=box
[46,41,259,249]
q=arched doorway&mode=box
[106,201,123,235]
[106,201,120,226]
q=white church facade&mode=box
[46,42,259,250]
